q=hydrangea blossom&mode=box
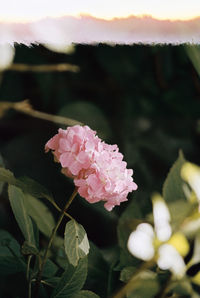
[45,125,137,211]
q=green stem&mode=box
[113,259,155,298]
[27,255,33,298]
[26,255,32,280]
[26,255,32,298]
[13,99,83,126]
[50,200,74,220]
[28,279,32,298]
[34,188,78,298]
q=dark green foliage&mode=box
[163,151,186,202]
[0,229,26,275]
[1,44,200,297]
[8,185,37,247]
[51,258,88,298]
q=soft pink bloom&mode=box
[45,125,99,176]
[45,125,137,211]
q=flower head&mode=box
[181,162,200,202]
[127,194,189,278]
[45,125,137,211]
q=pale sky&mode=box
[0,0,200,22]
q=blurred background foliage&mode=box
[1,44,200,297]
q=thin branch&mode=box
[50,199,74,221]
[6,63,79,73]
[17,104,83,126]
[41,280,54,288]
[34,188,78,298]
[26,255,32,280]
[0,100,83,126]
[28,280,32,298]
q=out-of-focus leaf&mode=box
[71,290,100,298]
[0,167,55,204]
[167,199,193,231]
[168,279,193,296]
[127,271,159,298]
[64,220,90,267]
[51,257,88,298]
[188,234,200,267]
[32,217,40,249]
[8,185,36,247]
[44,277,60,288]
[58,101,111,140]
[117,196,142,269]
[0,229,25,275]
[118,197,142,249]
[55,238,69,270]
[43,259,58,278]
[18,176,55,205]
[0,168,16,185]
[120,266,136,283]
[85,242,109,297]
[0,156,5,194]
[21,241,38,255]
[23,193,55,237]
[163,151,186,202]
[185,45,200,77]
[181,216,200,239]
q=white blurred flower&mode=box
[152,193,172,242]
[0,44,15,70]
[44,43,75,54]
[181,162,200,201]
[158,244,185,277]
[127,194,189,278]
[127,223,154,261]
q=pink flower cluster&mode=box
[45,125,137,211]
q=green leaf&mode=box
[120,266,136,283]
[58,101,112,140]
[43,259,59,278]
[71,290,100,298]
[127,271,159,298]
[45,277,61,288]
[21,241,38,255]
[64,220,90,267]
[117,196,142,269]
[118,197,142,249]
[0,229,26,275]
[189,234,200,266]
[51,257,88,298]
[185,45,200,77]
[0,167,55,205]
[18,176,55,205]
[168,279,193,296]
[23,193,55,237]
[8,185,36,247]
[55,239,69,270]
[0,167,16,185]
[127,279,159,298]
[163,150,186,202]
[86,242,109,297]
[168,199,193,231]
